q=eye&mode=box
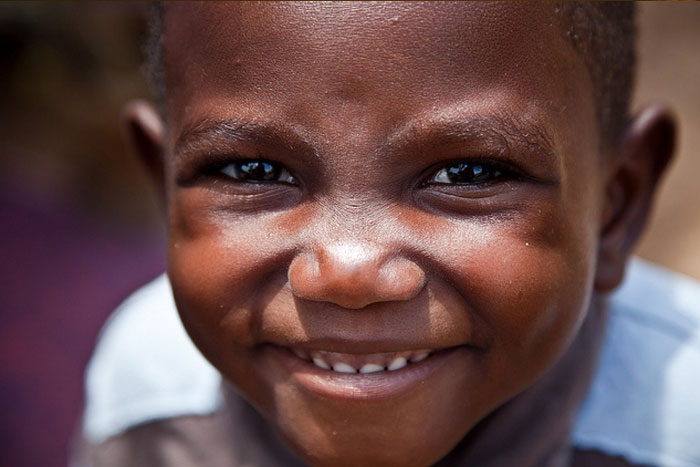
[220,159,295,184]
[430,162,503,185]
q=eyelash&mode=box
[219,159,296,184]
[420,159,523,191]
[206,157,516,189]
[193,156,296,186]
[428,161,506,185]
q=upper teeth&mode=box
[312,356,330,370]
[332,362,356,374]
[387,357,407,371]
[411,352,429,363]
[292,349,433,374]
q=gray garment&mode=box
[75,385,303,467]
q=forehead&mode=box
[163,2,596,158]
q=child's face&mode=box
[161,3,605,465]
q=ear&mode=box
[121,100,166,203]
[595,104,677,292]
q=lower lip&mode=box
[267,345,465,402]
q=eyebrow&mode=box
[174,117,317,159]
[175,113,557,165]
[380,114,557,163]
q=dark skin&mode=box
[124,3,675,466]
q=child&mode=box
[77,2,700,466]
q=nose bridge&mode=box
[288,226,426,309]
[321,242,383,275]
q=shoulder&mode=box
[572,258,700,467]
[82,274,222,444]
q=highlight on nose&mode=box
[288,242,426,309]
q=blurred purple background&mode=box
[0,3,698,467]
[0,3,164,466]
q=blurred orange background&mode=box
[634,2,700,280]
[0,3,697,467]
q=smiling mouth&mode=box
[267,344,466,401]
[289,347,434,374]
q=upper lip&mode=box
[265,336,466,355]
[254,289,485,354]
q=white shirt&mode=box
[82,258,700,467]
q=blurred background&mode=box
[0,3,698,466]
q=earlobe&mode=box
[121,100,166,202]
[595,104,677,292]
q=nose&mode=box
[288,242,426,309]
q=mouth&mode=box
[290,347,433,374]
[266,344,466,401]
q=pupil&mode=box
[235,161,279,181]
[446,163,490,184]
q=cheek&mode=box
[166,192,301,369]
[471,234,594,359]
[409,202,598,387]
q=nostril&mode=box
[287,243,426,308]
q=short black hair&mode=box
[144,2,635,150]
[557,2,636,150]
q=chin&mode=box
[233,345,498,467]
